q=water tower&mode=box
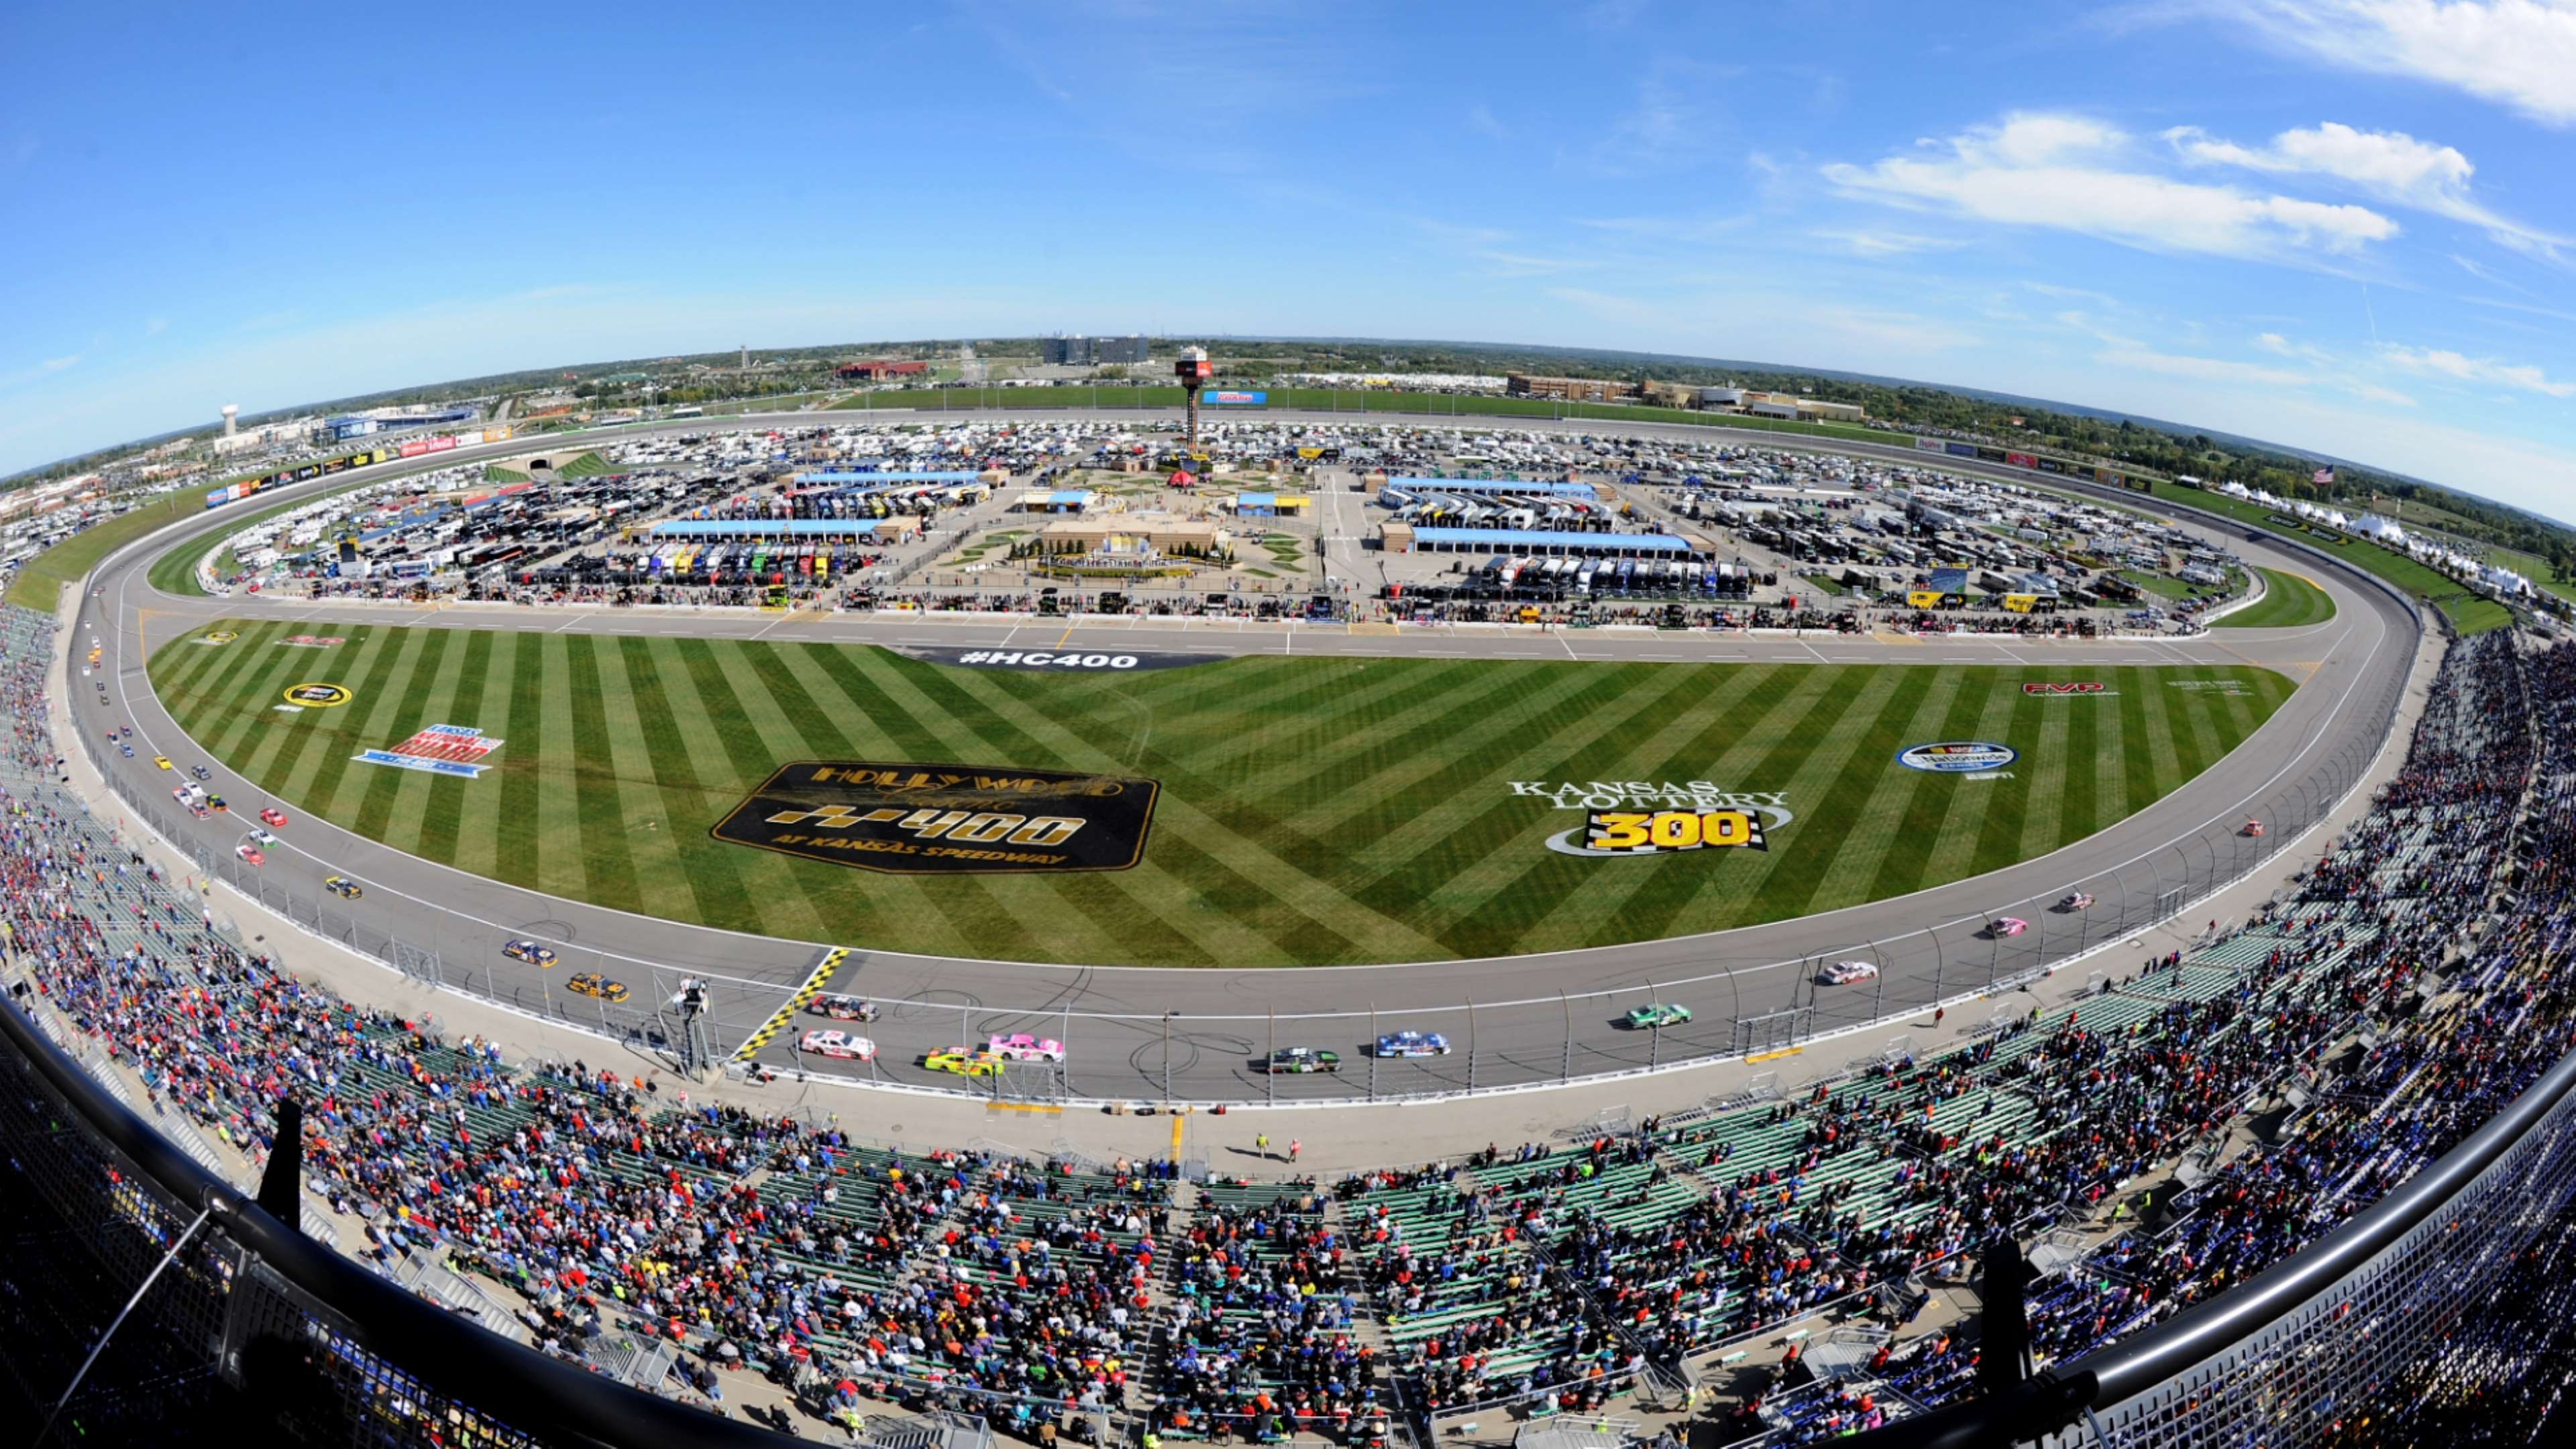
[221,404,239,438]
[1175,346,1212,447]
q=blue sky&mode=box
[3,1,2573,517]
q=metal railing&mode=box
[0,973,790,1447]
[1851,1039,2576,1449]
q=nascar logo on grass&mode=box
[1896,741,2019,773]
[353,724,506,780]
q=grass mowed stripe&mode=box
[2216,568,2336,629]
[152,621,2296,966]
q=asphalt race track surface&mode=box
[74,410,2417,1104]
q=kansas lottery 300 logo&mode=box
[1513,780,1793,859]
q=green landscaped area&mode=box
[2216,568,2337,629]
[5,487,201,611]
[152,619,2294,967]
[2169,485,2514,635]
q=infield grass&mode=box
[152,620,2293,966]
[2216,568,2336,629]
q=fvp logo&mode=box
[2022,682,2108,695]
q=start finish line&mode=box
[353,724,504,780]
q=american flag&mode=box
[2312,465,2337,486]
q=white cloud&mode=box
[2164,121,2562,256]
[2343,380,2421,406]
[2254,331,2296,354]
[1823,111,2399,262]
[1808,228,1963,256]
[2096,347,2317,386]
[1467,104,1509,140]
[1477,251,1597,277]
[2377,342,2576,395]
[2210,1,2576,127]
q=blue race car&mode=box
[1373,1029,1451,1058]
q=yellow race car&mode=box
[924,1047,1006,1079]
[566,972,629,1004]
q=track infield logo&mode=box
[281,682,353,708]
[712,761,1159,875]
[1897,741,2018,773]
[1515,780,1793,859]
[353,724,504,780]
[195,631,238,646]
[2022,682,2110,696]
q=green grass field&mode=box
[6,489,201,611]
[2216,568,2337,629]
[150,619,2293,966]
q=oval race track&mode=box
[74,409,2421,1104]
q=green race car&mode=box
[1261,1046,1341,1074]
[1626,1002,1693,1030]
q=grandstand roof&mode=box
[1405,527,1692,553]
[1387,476,1597,497]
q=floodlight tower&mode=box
[1176,345,1212,447]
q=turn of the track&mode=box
[75,409,2416,1104]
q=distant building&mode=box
[1043,335,1150,366]
[835,360,928,380]
[1507,374,1637,402]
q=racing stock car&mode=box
[1625,1003,1693,1030]
[805,993,880,1022]
[1373,1029,1451,1058]
[799,1030,876,1061]
[1821,960,1878,985]
[566,973,629,1003]
[2058,892,2095,912]
[1988,916,2029,938]
[1260,1046,1340,1074]
[926,1047,1006,1078]
[502,938,559,967]
[986,1032,1066,1063]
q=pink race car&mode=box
[1990,916,2029,938]
[986,1032,1066,1064]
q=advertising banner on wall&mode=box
[1203,390,1268,406]
[2006,451,2037,467]
[1945,442,1978,458]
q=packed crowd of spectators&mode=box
[9,598,2576,1449]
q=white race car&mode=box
[1822,960,1878,985]
[798,1030,876,1062]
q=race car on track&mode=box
[1626,1002,1693,1030]
[1261,1046,1340,1074]
[207,796,227,813]
[2243,818,2265,838]
[259,807,288,828]
[235,843,264,867]
[1373,1029,1451,1058]
[566,973,629,1004]
[189,765,211,781]
[119,743,133,757]
[153,755,171,770]
[245,827,277,847]
[1823,960,1879,985]
[925,1047,1006,1078]
[987,1032,1066,1063]
[2059,892,2096,911]
[502,939,559,967]
[1990,917,2029,938]
[805,993,879,1022]
[324,876,364,900]
[799,1030,876,1061]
